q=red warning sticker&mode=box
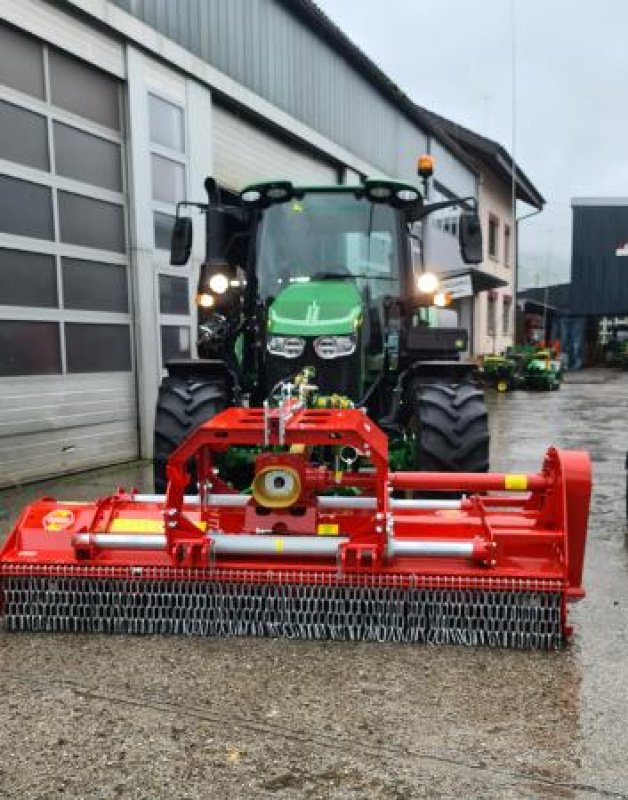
[43,508,75,532]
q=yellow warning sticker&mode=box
[43,508,75,532]
[317,523,339,536]
[111,518,164,534]
[504,474,528,492]
[109,518,207,533]
[275,538,284,553]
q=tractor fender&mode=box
[399,360,480,387]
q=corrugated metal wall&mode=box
[112,0,470,193]
[213,105,337,190]
[0,374,137,486]
[571,204,628,315]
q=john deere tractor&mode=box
[521,347,563,390]
[154,167,489,491]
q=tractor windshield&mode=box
[256,191,400,300]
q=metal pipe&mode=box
[389,498,462,510]
[76,532,480,560]
[133,494,203,504]
[212,534,346,557]
[388,540,474,558]
[131,494,462,511]
[73,533,166,550]
[390,472,546,493]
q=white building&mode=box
[425,112,545,357]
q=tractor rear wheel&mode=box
[410,381,489,473]
[153,374,231,492]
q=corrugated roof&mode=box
[424,110,545,209]
[280,1,544,208]
[518,284,571,312]
[277,0,479,177]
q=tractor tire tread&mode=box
[154,375,231,492]
[410,380,490,473]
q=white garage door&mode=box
[0,23,137,487]
[213,105,338,190]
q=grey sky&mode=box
[315,0,627,288]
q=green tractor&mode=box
[520,347,563,391]
[607,324,628,369]
[480,354,518,393]
[154,172,489,491]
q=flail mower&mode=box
[0,162,592,647]
[0,370,591,647]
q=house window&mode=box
[487,292,497,336]
[503,296,512,334]
[504,225,511,267]
[488,214,499,260]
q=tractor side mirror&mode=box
[459,212,483,264]
[170,216,193,266]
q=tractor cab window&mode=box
[256,191,400,301]
[416,306,459,328]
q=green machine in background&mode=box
[607,324,628,369]
[481,345,563,392]
[480,354,518,393]
[520,347,563,391]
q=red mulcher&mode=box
[0,401,591,648]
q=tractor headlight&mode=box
[208,272,229,294]
[417,271,439,294]
[395,187,420,202]
[267,336,305,359]
[313,335,356,360]
[196,292,215,308]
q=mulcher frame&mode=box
[0,404,591,644]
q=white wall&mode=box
[474,169,515,356]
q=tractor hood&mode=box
[268,280,362,336]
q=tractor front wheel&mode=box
[153,374,231,492]
[410,381,490,473]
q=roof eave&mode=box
[424,109,545,209]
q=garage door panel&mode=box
[213,105,337,190]
[0,374,136,437]
[0,420,138,488]
[0,22,138,485]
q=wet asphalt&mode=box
[1,369,627,799]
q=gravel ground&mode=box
[1,369,627,799]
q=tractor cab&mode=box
[173,177,482,405]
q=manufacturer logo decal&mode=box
[43,508,75,532]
